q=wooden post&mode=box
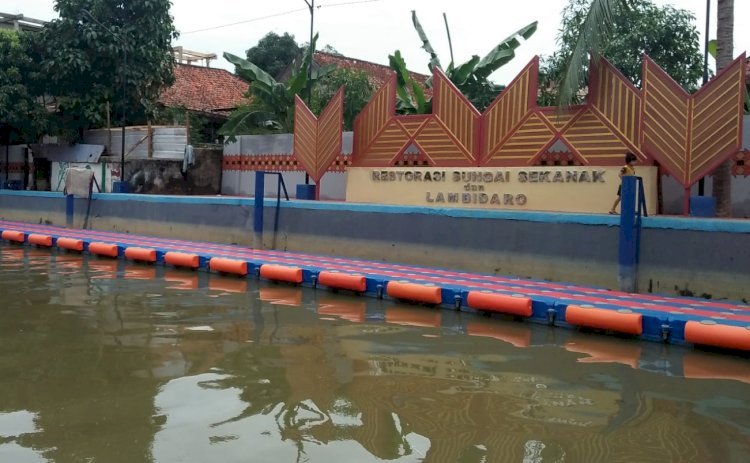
[185,109,191,146]
[147,121,153,158]
[106,101,112,153]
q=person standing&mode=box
[609,152,637,214]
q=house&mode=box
[0,12,46,32]
[158,48,250,143]
[313,51,430,93]
[159,48,250,118]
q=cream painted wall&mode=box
[346,166,658,214]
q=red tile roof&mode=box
[159,64,250,116]
[314,51,431,95]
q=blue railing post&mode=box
[618,176,639,292]
[66,194,74,228]
[254,171,265,248]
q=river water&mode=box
[1,244,750,463]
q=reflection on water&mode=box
[2,244,750,462]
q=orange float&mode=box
[28,234,53,247]
[164,252,200,269]
[565,305,643,335]
[209,257,248,276]
[88,242,119,258]
[1,230,25,243]
[124,247,157,263]
[386,281,442,305]
[56,237,84,252]
[260,264,303,284]
[318,271,366,292]
[467,291,532,317]
[684,321,750,351]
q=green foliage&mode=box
[551,0,702,100]
[388,51,430,114]
[553,0,703,106]
[312,68,374,130]
[391,11,536,113]
[40,0,178,141]
[220,34,336,141]
[0,30,48,144]
[244,32,302,80]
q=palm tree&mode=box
[558,0,735,216]
[712,0,734,216]
[220,33,335,141]
[390,11,537,113]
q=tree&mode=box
[0,30,48,146]
[312,68,373,130]
[39,0,178,141]
[220,34,336,141]
[540,0,703,104]
[389,11,537,113]
[712,0,734,216]
[245,32,302,80]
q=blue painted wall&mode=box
[1,190,748,300]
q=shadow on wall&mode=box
[127,147,222,195]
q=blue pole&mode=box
[254,171,265,247]
[66,194,74,228]
[618,176,638,292]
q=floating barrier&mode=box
[88,242,120,258]
[260,264,303,284]
[565,305,643,335]
[1,230,25,243]
[2,218,750,355]
[28,234,53,247]
[387,281,442,305]
[209,257,248,276]
[467,291,532,317]
[318,271,366,292]
[684,320,750,351]
[124,247,157,263]
[56,237,84,252]
[164,252,200,269]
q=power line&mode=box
[319,0,382,8]
[180,0,384,35]
[181,7,308,34]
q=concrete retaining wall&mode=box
[0,191,748,301]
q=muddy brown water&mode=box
[1,244,750,463]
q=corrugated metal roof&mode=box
[30,144,105,163]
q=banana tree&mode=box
[220,33,335,142]
[389,10,537,113]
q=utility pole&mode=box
[302,0,315,185]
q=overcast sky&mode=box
[4,0,749,84]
